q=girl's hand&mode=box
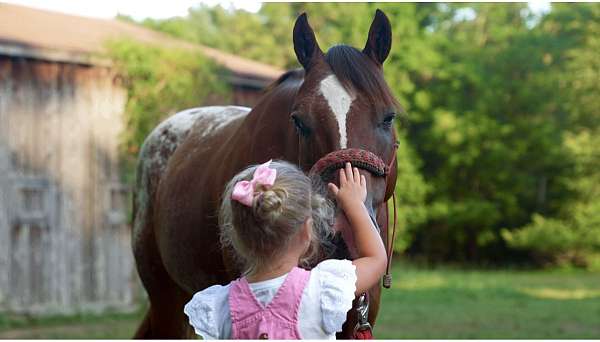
[327,162,367,211]
[327,162,387,295]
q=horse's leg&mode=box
[147,280,194,338]
[133,308,151,338]
[132,154,194,339]
[133,289,193,339]
[132,190,193,339]
[132,207,194,338]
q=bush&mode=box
[502,209,600,270]
[391,132,428,253]
[105,39,231,183]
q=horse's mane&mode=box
[263,45,401,113]
[262,68,305,94]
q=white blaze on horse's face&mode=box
[319,74,355,149]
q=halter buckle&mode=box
[354,293,372,332]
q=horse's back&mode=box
[133,106,249,244]
[133,106,249,194]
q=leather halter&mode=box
[308,144,399,288]
[304,143,399,339]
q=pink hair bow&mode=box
[231,160,277,207]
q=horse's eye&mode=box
[381,113,396,129]
[291,113,311,137]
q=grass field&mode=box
[376,262,600,339]
[1,262,599,339]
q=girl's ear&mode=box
[302,217,313,242]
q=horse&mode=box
[131,9,400,338]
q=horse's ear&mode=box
[363,9,392,66]
[293,13,323,71]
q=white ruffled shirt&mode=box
[184,259,357,339]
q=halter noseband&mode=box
[308,148,389,179]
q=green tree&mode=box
[114,3,600,267]
[503,4,600,269]
[105,39,230,182]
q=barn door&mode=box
[94,182,133,306]
[7,175,57,312]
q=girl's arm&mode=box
[328,163,387,295]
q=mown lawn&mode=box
[376,262,600,339]
[0,307,145,339]
[1,262,599,339]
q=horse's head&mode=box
[290,10,399,260]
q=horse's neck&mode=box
[230,82,301,167]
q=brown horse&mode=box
[132,9,400,339]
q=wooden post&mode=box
[0,146,10,308]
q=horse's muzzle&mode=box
[310,148,387,260]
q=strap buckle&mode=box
[353,293,372,333]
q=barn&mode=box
[0,3,282,314]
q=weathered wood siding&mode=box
[0,56,135,314]
[232,85,266,107]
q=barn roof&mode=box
[0,3,284,87]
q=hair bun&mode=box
[253,187,288,222]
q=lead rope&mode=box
[383,192,398,288]
[354,144,399,339]
[383,142,399,289]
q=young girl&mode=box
[184,160,387,339]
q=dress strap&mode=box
[229,277,263,322]
[267,267,311,322]
[229,267,311,324]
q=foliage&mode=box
[134,5,296,69]
[502,130,600,270]
[115,3,600,268]
[498,4,600,269]
[391,131,428,253]
[105,39,230,181]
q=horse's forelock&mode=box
[324,45,400,112]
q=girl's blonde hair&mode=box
[219,160,334,275]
